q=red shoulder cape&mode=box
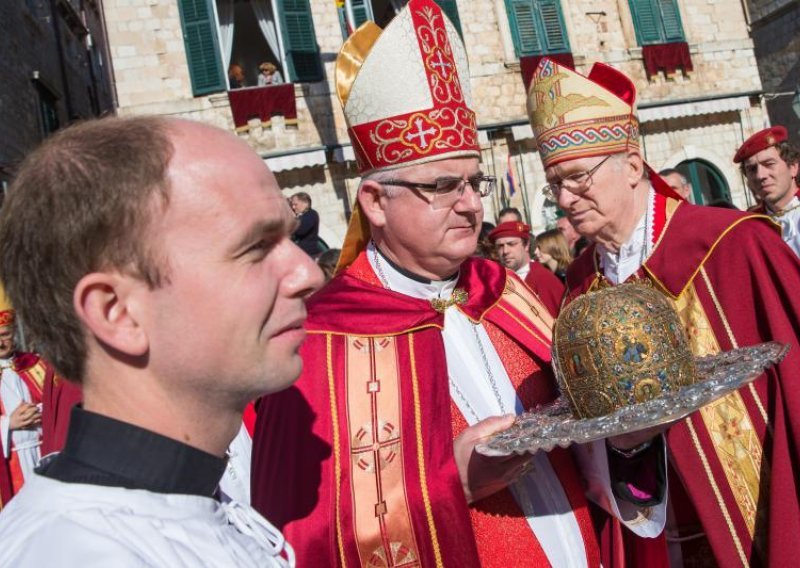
[524,262,565,316]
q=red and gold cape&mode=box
[565,196,800,567]
[252,252,600,567]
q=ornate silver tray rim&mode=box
[476,342,789,457]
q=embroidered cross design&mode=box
[430,49,453,78]
[405,117,438,149]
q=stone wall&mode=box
[103,0,769,241]
[0,0,114,184]
[748,0,800,137]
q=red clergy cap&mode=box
[488,221,531,242]
[734,126,788,163]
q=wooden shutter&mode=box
[177,0,225,96]
[350,0,371,28]
[658,0,685,41]
[434,0,464,37]
[507,0,543,56]
[279,0,323,82]
[538,0,570,52]
[629,0,663,44]
[629,0,685,44]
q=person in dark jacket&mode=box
[290,192,321,256]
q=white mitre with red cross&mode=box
[335,0,480,175]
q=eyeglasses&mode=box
[383,175,496,209]
[541,155,613,203]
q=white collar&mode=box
[366,241,458,301]
[597,187,655,285]
[515,263,531,279]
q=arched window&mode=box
[676,159,731,205]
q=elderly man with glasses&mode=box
[250,3,668,567]
[529,58,800,567]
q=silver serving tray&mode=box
[477,342,789,457]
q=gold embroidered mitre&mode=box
[526,58,640,168]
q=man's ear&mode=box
[357,180,389,228]
[73,272,149,357]
[790,161,799,186]
[623,151,646,188]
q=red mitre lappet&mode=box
[334,0,480,271]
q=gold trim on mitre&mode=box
[527,58,640,169]
[335,21,383,108]
[334,201,372,275]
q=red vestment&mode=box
[523,262,565,316]
[565,197,800,567]
[38,363,79,456]
[252,252,601,567]
[0,397,13,509]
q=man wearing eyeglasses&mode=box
[529,58,800,566]
[251,2,667,567]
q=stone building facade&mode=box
[102,0,769,245]
[746,0,799,138]
[0,0,115,190]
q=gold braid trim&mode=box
[699,268,769,427]
[408,335,443,567]
[686,417,749,567]
[326,334,347,568]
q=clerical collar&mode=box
[38,406,227,497]
[367,241,459,301]
[598,187,655,285]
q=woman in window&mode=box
[257,62,283,86]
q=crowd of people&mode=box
[0,1,798,566]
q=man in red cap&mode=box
[734,125,800,256]
[529,58,800,567]
[488,221,564,314]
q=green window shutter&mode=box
[177,0,225,96]
[658,0,685,41]
[279,0,323,82]
[434,0,464,37]
[537,0,570,52]
[350,0,371,28]
[506,0,543,56]
[629,0,663,44]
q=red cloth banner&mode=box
[227,84,297,130]
[520,52,575,92]
[641,42,693,78]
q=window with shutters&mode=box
[177,0,323,96]
[504,0,570,58]
[342,0,462,36]
[628,0,685,45]
[178,0,227,95]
